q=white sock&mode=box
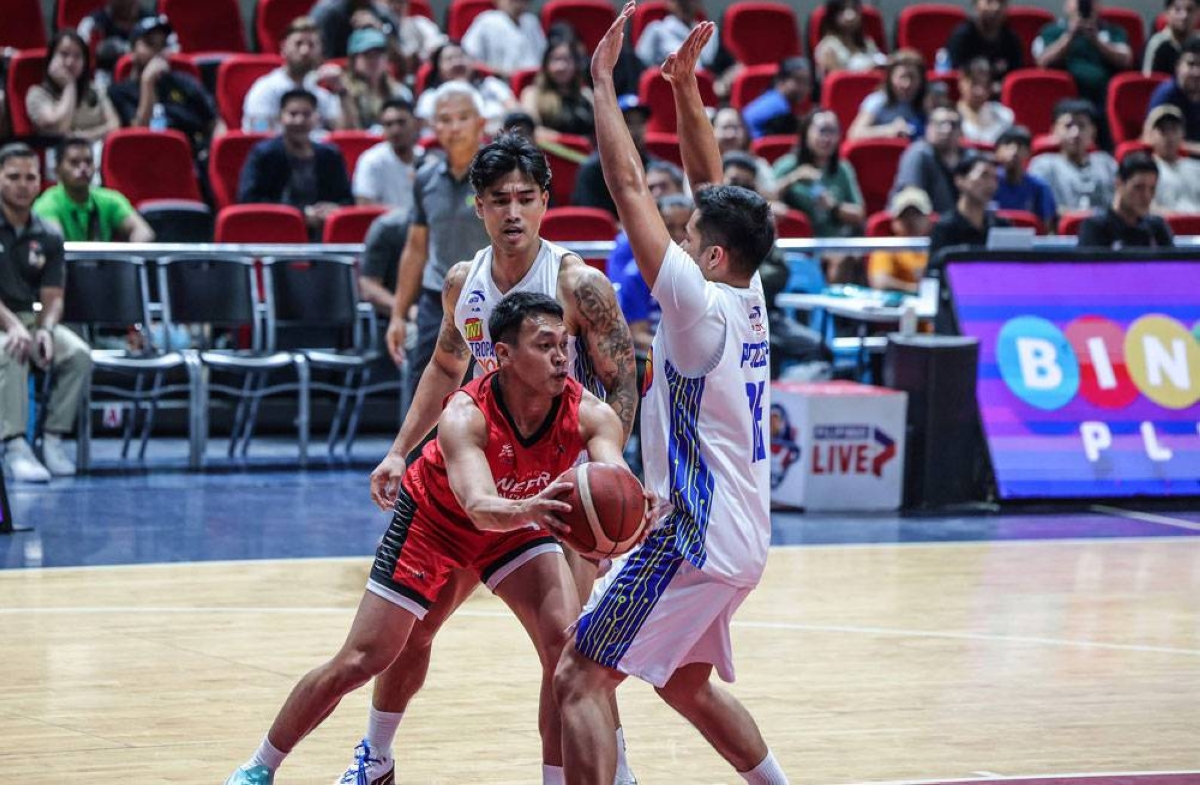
[614,726,634,783]
[366,706,404,758]
[542,764,565,784]
[247,736,287,771]
[740,750,788,785]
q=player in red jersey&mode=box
[225,292,644,785]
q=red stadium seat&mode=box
[1,0,47,50]
[1056,210,1091,236]
[638,66,717,133]
[408,0,434,20]
[510,67,539,97]
[160,0,248,53]
[541,0,616,54]
[447,0,494,41]
[5,49,47,138]
[1107,72,1169,146]
[101,128,203,205]
[807,3,887,55]
[1006,6,1056,57]
[821,70,883,133]
[632,0,707,44]
[750,134,797,163]
[215,204,308,243]
[541,206,618,270]
[255,0,318,53]
[866,209,939,236]
[1164,212,1200,236]
[57,0,106,31]
[113,53,202,84]
[1114,140,1152,161]
[322,205,389,243]
[1001,68,1077,137]
[839,137,909,215]
[643,131,683,166]
[895,4,968,66]
[208,131,270,210]
[326,130,384,176]
[723,2,802,66]
[216,54,283,129]
[775,209,813,238]
[544,133,592,207]
[1099,8,1145,60]
[730,64,777,111]
[995,209,1043,233]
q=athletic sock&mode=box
[248,736,287,771]
[366,706,404,758]
[542,764,565,784]
[739,750,788,785]
[614,726,635,784]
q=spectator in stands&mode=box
[636,0,719,70]
[78,0,155,56]
[572,94,662,216]
[386,83,490,403]
[928,153,1009,261]
[1145,0,1198,75]
[743,57,814,139]
[385,0,448,75]
[712,107,776,194]
[1033,0,1133,121]
[774,109,866,237]
[890,106,964,214]
[32,137,154,243]
[242,17,349,132]
[415,41,519,132]
[312,0,399,59]
[1148,37,1200,155]
[461,0,547,79]
[354,99,422,209]
[847,49,927,141]
[345,28,414,129]
[108,16,221,153]
[611,193,691,357]
[1029,98,1118,212]
[0,144,91,483]
[956,57,1014,145]
[646,160,686,199]
[1078,152,1174,246]
[1144,104,1200,211]
[238,89,353,238]
[946,0,1024,90]
[26,30,120,144]
[868,186,933,292]
[814,0,884,80]
[721,151,760,191]
[520,37,595,138]
[993,125,1058,233]
[359,207,411,317]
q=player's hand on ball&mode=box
[370,452,408,511]
[523,481,575,533]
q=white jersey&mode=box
[640,243,771,587]
[453,239,603,395]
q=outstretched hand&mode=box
[591,1,636,81]
[660,21,714,86]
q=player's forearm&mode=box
[671,75,722,190]
[592,74,650,207]
[37,289,63,331]
[462,494,530,532]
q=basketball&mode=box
[555,462,649,560]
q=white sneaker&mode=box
[40,434,76,477]
[3,439,51,483]
[333,740,394,785]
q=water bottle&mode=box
[150,102,168,132]
[899,303,918,336]
[934,48,951,74]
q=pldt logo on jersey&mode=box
[811,424,896,477]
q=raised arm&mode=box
[661,22,723,191]
[590,1,672,288]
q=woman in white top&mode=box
[814,0,884,80]
[956,57,1014,146]
[25,29,119,143]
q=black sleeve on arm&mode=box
[1076,215,1109,247]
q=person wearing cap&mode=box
[107,15,221,153]
[1028,98,1118,213]
[243,16,350,132]
[461,0,547,79]
[1148,36,1200,155]
[993,125,1057,233]
[344,27,413,130]
[311,0,400,59]
[1144,103,1200,211]
[571,95,663,217]
[1078,152,1174,248]
[743,57,814,139]
[868,187,933,292]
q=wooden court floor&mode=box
[2,537,1199,783]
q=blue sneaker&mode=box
[224,764,274,785]
[333,739,394,785]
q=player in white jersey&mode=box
[336,134,638,785]
[554,10,790,785]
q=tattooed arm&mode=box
[561,256,639,445]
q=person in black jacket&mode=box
[237,88,352,238]
[1078,152,1174,248]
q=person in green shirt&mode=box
[772,108,866,238]
[32,136,154,242]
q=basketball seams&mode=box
[576,464,609,556]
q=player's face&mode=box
[681,209,721,279]
[476,169,548,255]
[502,315,570,396]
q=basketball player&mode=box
[337,134,639,785]
[225,292,644,785]
[553,10,790,785]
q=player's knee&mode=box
[655,677,711,714]
[536,622,570,669]
[335,644,398,688]
[553,646,602,705]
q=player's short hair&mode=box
[1118,151,1160,180]
[694,185,776,277]
[380,97,415,116]
[0,143,38,168]
[489,291,565,347]
[469,133,552,194]
[54,136,92,164]
[1052,98,1098,125]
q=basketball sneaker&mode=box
[223,764,274,785]
[333,739,395,785]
